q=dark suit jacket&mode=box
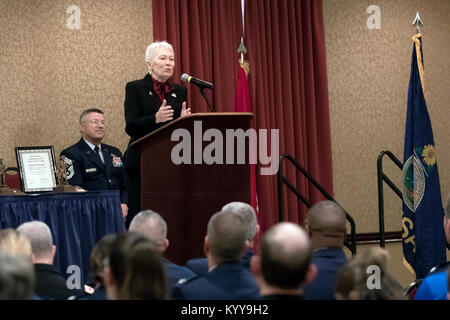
[303,247,347,300]
[61,138,127,204]
[164,259,196,287]
[123,73,187,172]
[185,248,254,276]
[123,74,187,225]
[171,262,260,300]
[34,264,84,300]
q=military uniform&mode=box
[171,262,260,300]
[61,138,127,204]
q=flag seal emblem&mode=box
[402,155,425,212]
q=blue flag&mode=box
[402,34,446,280]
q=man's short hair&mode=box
[207,211,247,262]
[129,210,167,248]
[260,222,312,289]
[305,200,347,237]
[17,221,53,259]
[79,108,104,123]
[222,202,257,241]
[0,254,34,300]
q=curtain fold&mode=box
[153,0,333,231]
[153,0,242,112]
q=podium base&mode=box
[53,185,86,193]
[0,187,25,195]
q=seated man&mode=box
[128,210,196,287]
[17,221,85,300]
[302,200,348,300]
[185,201,259,276]
[251,222,317,299]
[172,209,260,300]
[61,108,128,218]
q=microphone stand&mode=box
[199,87,216,112]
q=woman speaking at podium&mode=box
[123,41,191,226]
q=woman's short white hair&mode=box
[145,41,174,64]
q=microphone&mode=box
[181,73,214,90]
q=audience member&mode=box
[17,221,84,300]
[302,200,348,300]
[129,210,195,287]
[0,254,34,300]
[185,201,259,276]
[0,229,35,300]
[103,232,168,300]
[414,192,450,300]
[172,210,260,300]
[335,247,404,300]
[447,266,450,300]
[250,222,316,299]
[81,234,118,300]
[0,228,32,257]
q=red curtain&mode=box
[153,0,243,112]
[244,0,333,230]
[153,0,333,232]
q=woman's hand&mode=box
[155,99,174,123]
[181,101,191,118]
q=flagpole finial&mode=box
[237,37,247,64]
[412,12,423,34]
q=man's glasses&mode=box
[84,119,107,126]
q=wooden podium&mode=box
[131,113,253,265]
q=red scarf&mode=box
[153,80,171,101]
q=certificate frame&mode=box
[15,146,58,193]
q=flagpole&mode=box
[412,12,423,34]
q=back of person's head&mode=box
[129,210,167,252]
[304,200,346,247]
[222,202,258,242]
[120,242,167,300]
[335,247,404,300]
[16,221,54,262]
[206,210,247,263]
[0,228,32,258]
[105,232,167,299]
[0,254,34,300]
[260,222,313,290]
[90,234,118,286]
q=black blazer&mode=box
[60,138,127,204]
[34,264,84,300]
[123,73,187,171]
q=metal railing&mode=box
[377,150,450,250]
[377,151,403,248]
[277,154,357,255]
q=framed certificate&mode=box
[15,146,57,193]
